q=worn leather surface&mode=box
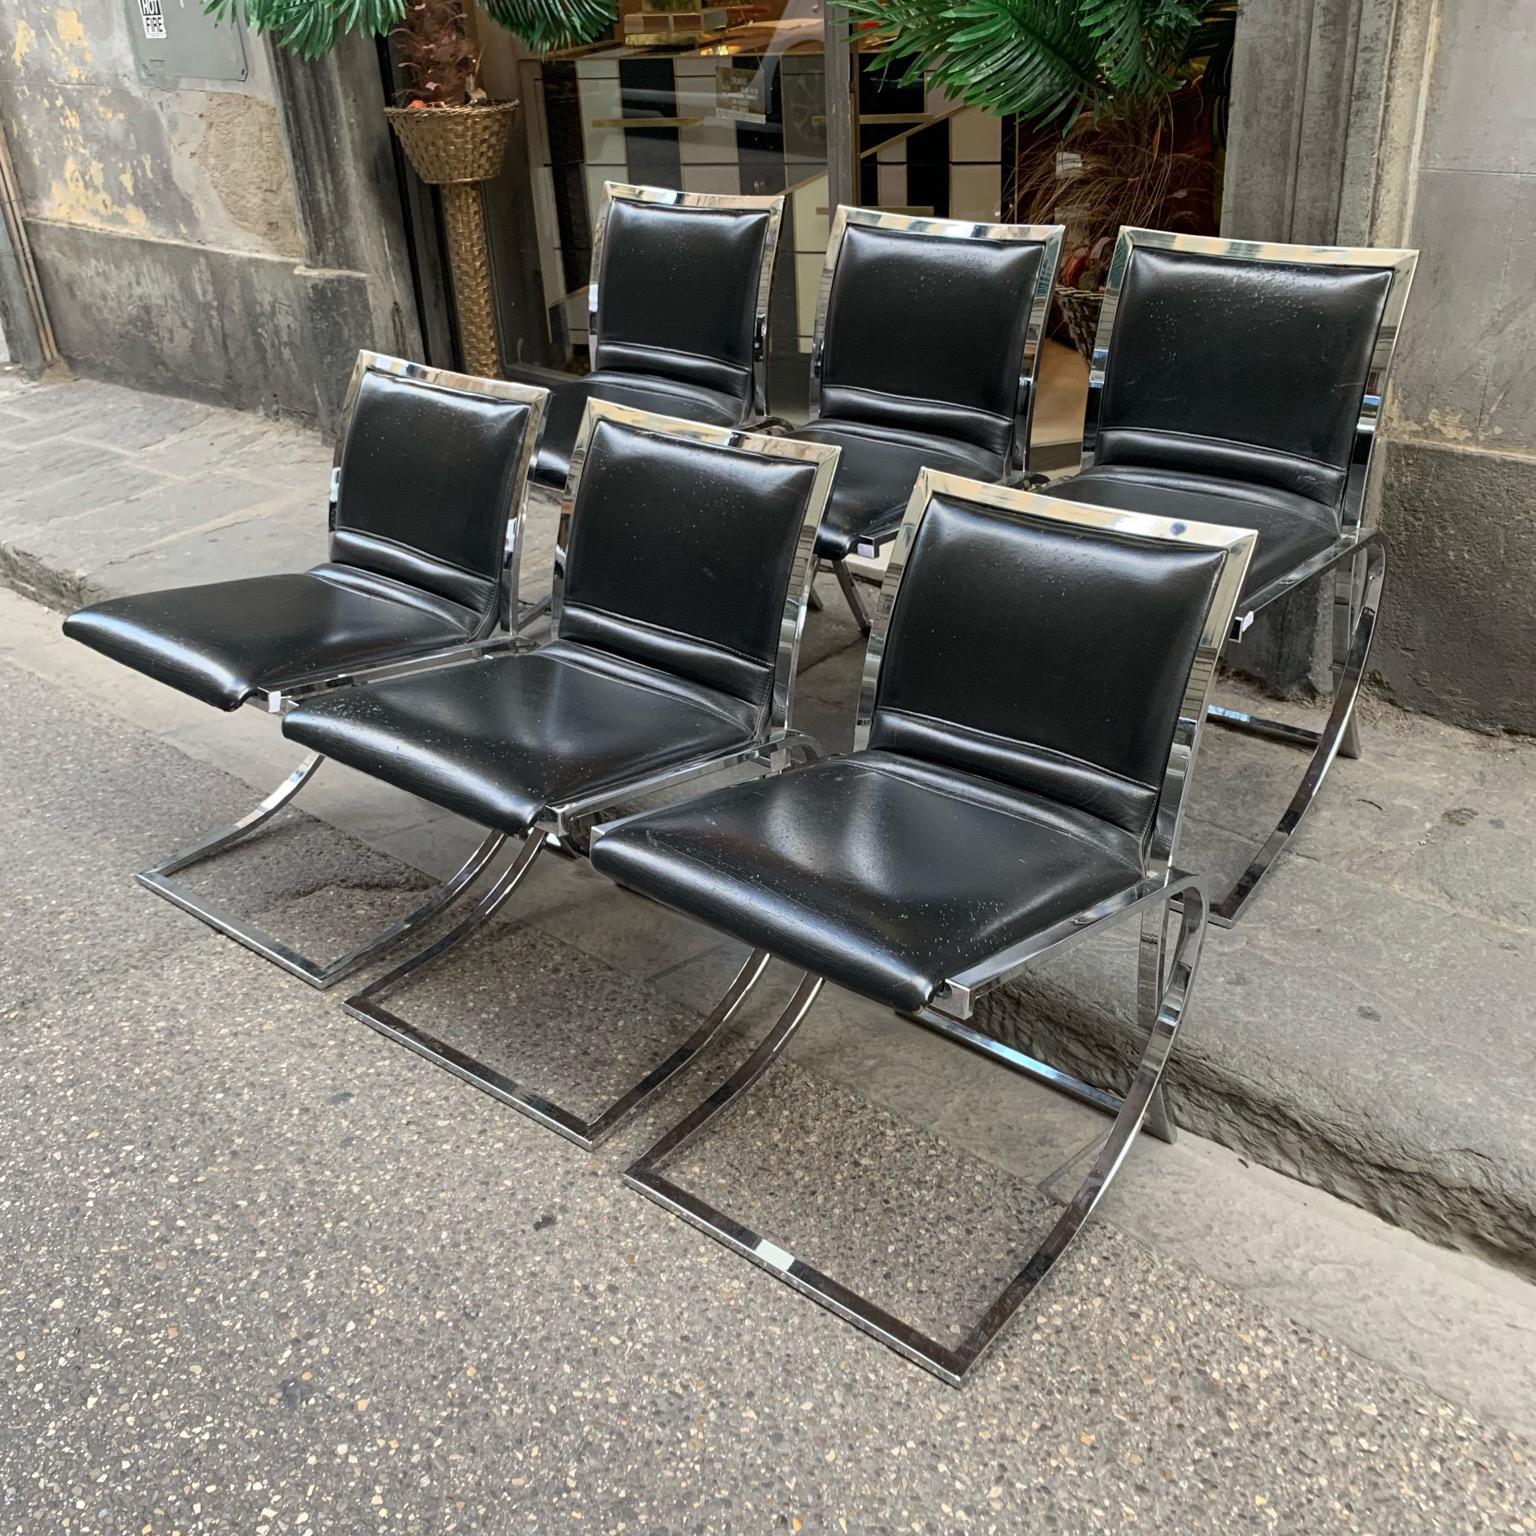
[285,414,822,832]
[592,490,1229,1010]
[866,494,1225,842]
[63,568,480,711]
[592,751,1144,1012]
[1043,465,1340,599]
[558,416,819,717]
[332,369,535,617]
[787,222,1046,554]
[1093,245,1393,506]
[506,367,742,488]
[63,368,537,709]
[818,224,1044,456]
[789,420,1004,558]
[511,198,772,488]
[593,198,771,400]
[283,640,757,834]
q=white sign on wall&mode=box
[123,0,248,85]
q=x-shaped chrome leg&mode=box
[625,882,1207,1385]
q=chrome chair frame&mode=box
[615,477,1255,1386]
[341,401,840,1150]
[137,353,551,990]
[516,182,787,626]
[1082,227,1417,925]
[803,207,1064,631]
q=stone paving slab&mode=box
[0,371,563,615]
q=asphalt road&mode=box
[3,651,1535,1534]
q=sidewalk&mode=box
[4,364,1535,1283]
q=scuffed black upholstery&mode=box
[507,193,777,488]
[63,366,537,709]
[282,412,824,836]
[786,220,1047,559]
[593,489,1229,1012]
[1045,243,1395,600]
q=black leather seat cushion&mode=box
[505,366,743,488]
[62,566,481,711]
[787,421,1005,558]
[1042,465,1340,599]
[282,639,759,835]
[592,751,1144,1013]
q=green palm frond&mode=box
[203,0,404,57]
[482,0,615,52]
[838,0,1226,130]
[1079,0,1200,97]
[841,0,1103,127]
[206,0,611,57]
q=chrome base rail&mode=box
[137,752,509,990]
[1208,540,1386,926]
[347,875,773,1151]
[625,885,1206,1387]
[516,591,553,629]
[903,1006,1177,1146]
[829,558,873,635]
[337,732,820,1143]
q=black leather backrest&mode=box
[818,224,1046,458]
[331,369,534,620]
[591,197,772,408]
[1095,245,1393,507]
[558,417,819,714]
[867,493,1226,847]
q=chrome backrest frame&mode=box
[807,207,1065,474]
[1081,227,1418,540]
[553,399,840,741]
[589,182,787,421]
[854,475,1255,889]
[328,350,550,638]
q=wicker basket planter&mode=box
[1055,284,1105,364]
[385,101,519,377]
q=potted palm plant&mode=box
[207,0,615,375]
[839,0,1236,358]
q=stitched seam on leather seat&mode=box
[564,601,771,669]
[878,707,1157,800]
[852,757,1143,870]
[311,566,481,629]
[806,419,970,452]
[594,346,748,384]
[1077,474,1342,550]
[819,386,1010,430]
[547,643,759,735]
[1097,432,1348,486]
[332,527,494,585]
[877,707,1162,848]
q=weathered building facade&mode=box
[1224,0,1536,735]
[0,0,418,423]
[0,0,1532,734]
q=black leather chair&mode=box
[62,352,548,988]
[279,403,839,1148]
[1042,227,1417,924]
[781,208,1062,633]
[591,475,1255,1385]
[506,183,785,619]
